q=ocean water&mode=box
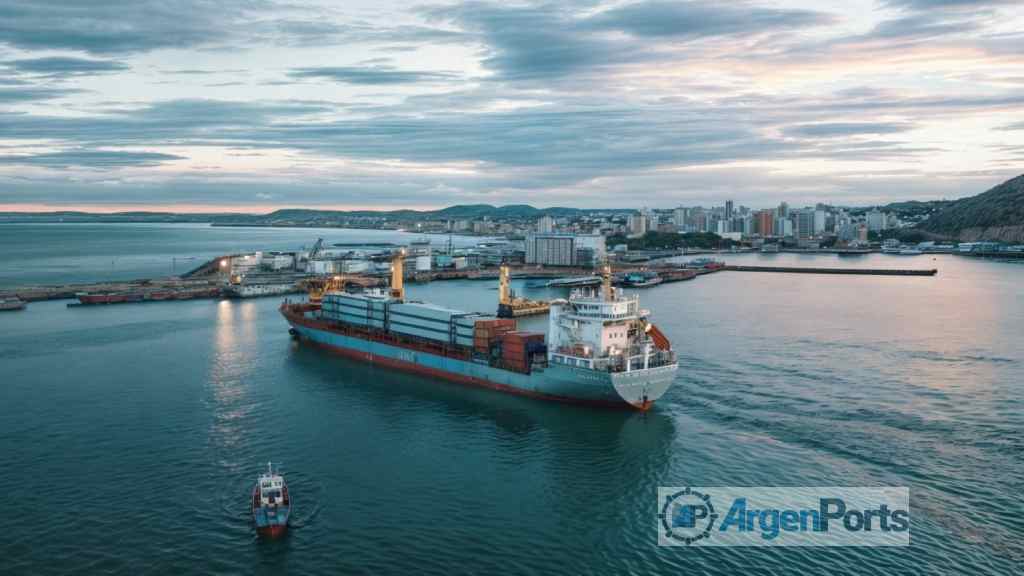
[0,223,485,288]
[1,225,1022,574]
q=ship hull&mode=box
[257,524,288,538]
[252,486,290,538]
[283,306,676,410]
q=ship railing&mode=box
[594,349,676,373]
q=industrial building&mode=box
[524,234,606,267]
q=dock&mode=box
[723,266,937,276]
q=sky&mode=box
[0,0,1022,213]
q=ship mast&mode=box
[601,263,613,301]
[499,264,511,305]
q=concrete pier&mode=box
[723,266,937,276]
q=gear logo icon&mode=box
[658,488,718,545]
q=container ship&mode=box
[280,253,678,410]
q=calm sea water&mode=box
[0,223,485,288]
[1,225,1022,574]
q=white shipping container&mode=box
[390,323,450,343]
[390,302,464,322]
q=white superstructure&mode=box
[547,267,676,377]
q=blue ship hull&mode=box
[282,304,677,409]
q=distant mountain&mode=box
[0,204,618,225]
[917,174,1024,242]
[222,204,594,224]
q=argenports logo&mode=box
[657,487,910,547]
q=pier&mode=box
[723,266,937,276]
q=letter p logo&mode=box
[673,503,709,529]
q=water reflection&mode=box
[208,299,259,456]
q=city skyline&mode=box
[1,0,1023,212]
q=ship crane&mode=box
[496,263,550,318]
[303,275,346,303]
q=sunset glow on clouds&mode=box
[0,0,1022,211]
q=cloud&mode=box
[996,121,1024,131]
[3,56,129,77]
[585,0,833,39]
[865,13,982,42]
[288,66,460,85]
[0,86,79,102]
[424,3,621,80]
[163,68,248,75]
[0,99,332,146]
[0,149,184,168]
[883,0,1019,9]
[424,1,834,81]
[783,122,916,138]
[0,1,254,54]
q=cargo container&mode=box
[390,323,452,344]
[390,302,463,322]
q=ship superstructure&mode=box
[280,255,678,409]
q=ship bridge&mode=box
[547,284,673,374]
[563,288,640,318]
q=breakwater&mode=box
[724,266,938,276]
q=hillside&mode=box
[0,204,598,224]
[917,174,1024,242]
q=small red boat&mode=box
[251,462,291,538]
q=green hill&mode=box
[917,174,1024,243]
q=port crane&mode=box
[308,238,324,260]
[496,264,550,318]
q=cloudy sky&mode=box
[0,0,1022,212]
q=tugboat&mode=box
[251,462,291,537]
[618,270,663,288]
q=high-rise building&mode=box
[866,209,887,232]
[813,210,826,234]
[756,209,775,236]
[673,207,687,228]
[628,213,648,236]
[776,217,794,238]
[725,200,734,219]
[794,210,815,239]
[537,215,555,234]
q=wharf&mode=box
[0,278,223,302]
[961,251,1024,260]
[723,266,937,276]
